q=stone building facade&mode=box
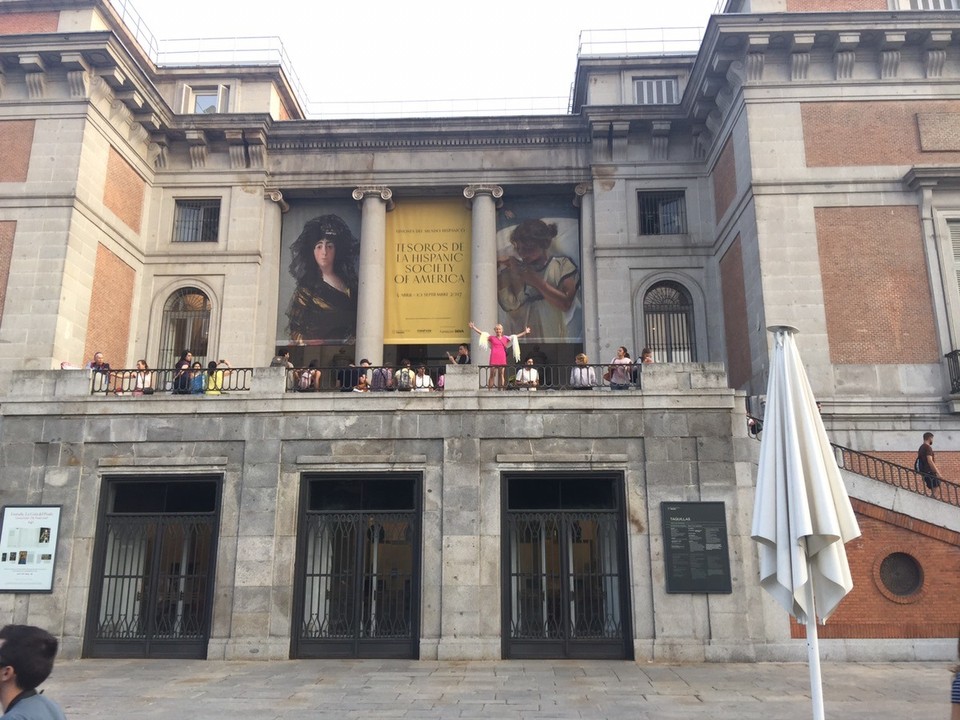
[0,0,956,661]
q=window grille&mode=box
[158,287,211,368]
[638,191,687,235]
[634,77,679,105]
[173,200,220,243]
[910,0,959,9]
[642,281,696,362]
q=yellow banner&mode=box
[384,199,471,344]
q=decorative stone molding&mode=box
[149,136,168,169]
[880,50,900,79]
[924,49,947,79]
[23,72,45,99]
[791,52,810,81]
[746,53,764,83]
[790,33,815,82]
[245,129,266,169]
[135,113,161,132]
[353,185,395,210]
[705,109,723,138]
[88,74,109,103]
[186,130,207,169]
[833,33,860,80]
[651,121,671,161]
[109,99,132,126]
[692,126,710,161]
[128,122,149,147]
[835,51,856,80]
[266,189,289,213]
[66,70,88,98]
[225,130,247,170]
[95,66,127,89]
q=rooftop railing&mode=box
[577,27,706,57]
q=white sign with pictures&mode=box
[0,505,61,592]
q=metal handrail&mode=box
[90,367,252,395]
[477,363,643,391]
[286,365,444,393]
[833,444,959,507]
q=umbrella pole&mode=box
[804,580,825,720]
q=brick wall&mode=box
[712,137,736,222]
[792,499,960,639]
[0,12,58,34]
[720,235,752,388]
[83,244,135,368]
[786,0,886,10]
[103,147,144,234]
[802,100,960,167]
[0,120,35,182]
[0,222,14,322]
[815,206,939,364]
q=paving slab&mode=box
[39,659,949,719]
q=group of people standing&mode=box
[172,351,231,395]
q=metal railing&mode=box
[577,27,705,57]
[833,444,959,507]
[286,366,444,393]
[90,368,252,395]
[946,350,960,394]
[477,363,644,391]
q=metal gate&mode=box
[84,478,220,659]
[642,281,696,362]
[502,474,632,659]
[293,475,420,659]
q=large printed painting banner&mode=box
[384,199,471,344]
[496,196,582,344]
[276,193,582,349]
[277,200,362,346]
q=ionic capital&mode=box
[352,186,393,203]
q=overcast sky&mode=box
[126,0,722,109]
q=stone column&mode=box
[463,184,503,363]
[352,186,393,364]
[575,183,599,363]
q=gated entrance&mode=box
[292,473,421,659]
[502,472,632,659]
[84,476,221,659]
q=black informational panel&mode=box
[661,501,732,594]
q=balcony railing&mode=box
[476,363,645,391]
[90,368,252,395]
[946,350,960,394]
[286,365,445,393]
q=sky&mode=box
[123,0,722,111]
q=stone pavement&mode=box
[44,659,947,719]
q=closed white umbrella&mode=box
[751,326,861,720]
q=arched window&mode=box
[159,288,211,368]
[642,281,696,362]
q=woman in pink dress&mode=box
[468,321,531,389]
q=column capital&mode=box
[463,184,503,201]
[265,189,289,212]
[573,183,593,207]
[352,185,393,203]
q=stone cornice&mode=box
[266,118,590,152]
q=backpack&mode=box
[914,454,924,473]
[299,370,314,391]
[396,368,414,390]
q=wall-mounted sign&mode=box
[0,506,61,593]
[661,501,732,594]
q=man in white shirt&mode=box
[515,357,539,390]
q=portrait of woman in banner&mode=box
[497,217,582,343]
[286,214,360,345]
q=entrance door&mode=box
[84,477,221,659]
[292,474,420,659]
[502,473,632,659]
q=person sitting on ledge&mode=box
[569,353,596,390]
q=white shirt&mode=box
[515,366,539,390]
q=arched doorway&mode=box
[642,281,696,362]
[158,288,211,368]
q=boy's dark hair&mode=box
[923,431,934,441]
[0,625,58,690]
